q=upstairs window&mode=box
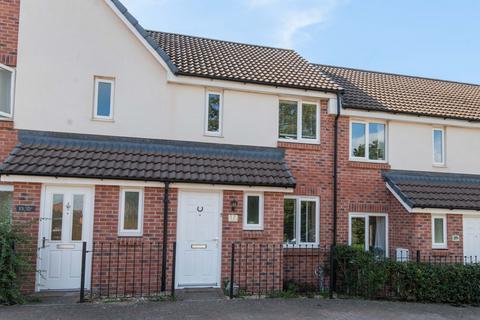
[0,64,14,118]
[205,92,222,136]
[350,120,386,162]
[93,77,115,120]
[278,100,319,143]
[284,196,319,245]
[432,128,445,166]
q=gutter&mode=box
[330,92,342,297]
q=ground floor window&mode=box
[349,213,388,256]
[432,214,447,249]
[118,188,144,237]
[0,185,13,221]
[284,196,319,245]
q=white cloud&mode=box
[245,0,344,48]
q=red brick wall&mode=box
[91,185,178,296]
[0,0,20,67]
[11,182,41,293]
[221,190,285,292]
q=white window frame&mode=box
[243,192,264,231]
[284,196,320,246]
[348,212,389,256]
[0,63,15,119]
[205,91,223,137]
[349,119,388,163]
[93,77,115,121]
[431,214,447,249]
[432,128,445,166]
[278,99,320,144]
[118,188,144,237]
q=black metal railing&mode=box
[80,240,176,302]
[228,242,330,298]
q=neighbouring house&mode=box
[0,0,479,296]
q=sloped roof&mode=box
[146,31,342,92]
[0,131,296,188]
[109,0,341,92]
[384,170,480,210]
[316,64,480,122]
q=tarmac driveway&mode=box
[1,298,479,320]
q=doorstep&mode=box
[175,288,225,302]
[26,291,80,305]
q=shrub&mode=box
[334,245,480,304]
[0,215,30,305]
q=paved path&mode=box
[1,298,479,320]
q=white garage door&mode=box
[463,216,480,261]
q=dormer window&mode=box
[0,64,14,118]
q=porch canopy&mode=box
[383,169,480,212]
[0,130,296,188]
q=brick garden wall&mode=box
[11,182,41,293]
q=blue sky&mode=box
[122,0,480,84]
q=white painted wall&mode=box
[14,0,324,147]
[389,121,480,174]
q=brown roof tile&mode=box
[0,131,296,188]
[147,31,342,92]
[316,64,480,121]
[384,170,480,210]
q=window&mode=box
[279,100,319,143]
[0,185,13,222]
[349,213,388,256]
[118,189,144,236]
[350,121,386,162]
[205,92,222,136]
[93,77,114,120]
[433,128,445,166]
[284,196,319,245]
[432,215,447,249]
[243,193,263,230]
[0,64,14,118]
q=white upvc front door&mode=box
[463,215,480,261]
[38,186,93,291]
[176,191,222,288]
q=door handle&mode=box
[42,237,46,249]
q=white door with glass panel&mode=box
[177,191,221,288]
[38,187,93,290]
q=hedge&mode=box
[334,245,480,304]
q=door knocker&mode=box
[196,206,204,216]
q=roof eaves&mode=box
[342,104,480,123]
[109,0,179,74]
[175,71,343,94]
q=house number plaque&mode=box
[16,205,36,213]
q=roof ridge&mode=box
[146,29,295,52]
[314,63,480,87]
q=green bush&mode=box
[334,245,480,304]
[0,215,30,305]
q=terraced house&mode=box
[0,0,479,296]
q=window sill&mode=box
[432,246,448,251]
[92,117,114,123]
[432,164,447,168]
[243,226,263,231]
[118,232,143,237]
[204,133,224,138]
[278,139,320,145]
